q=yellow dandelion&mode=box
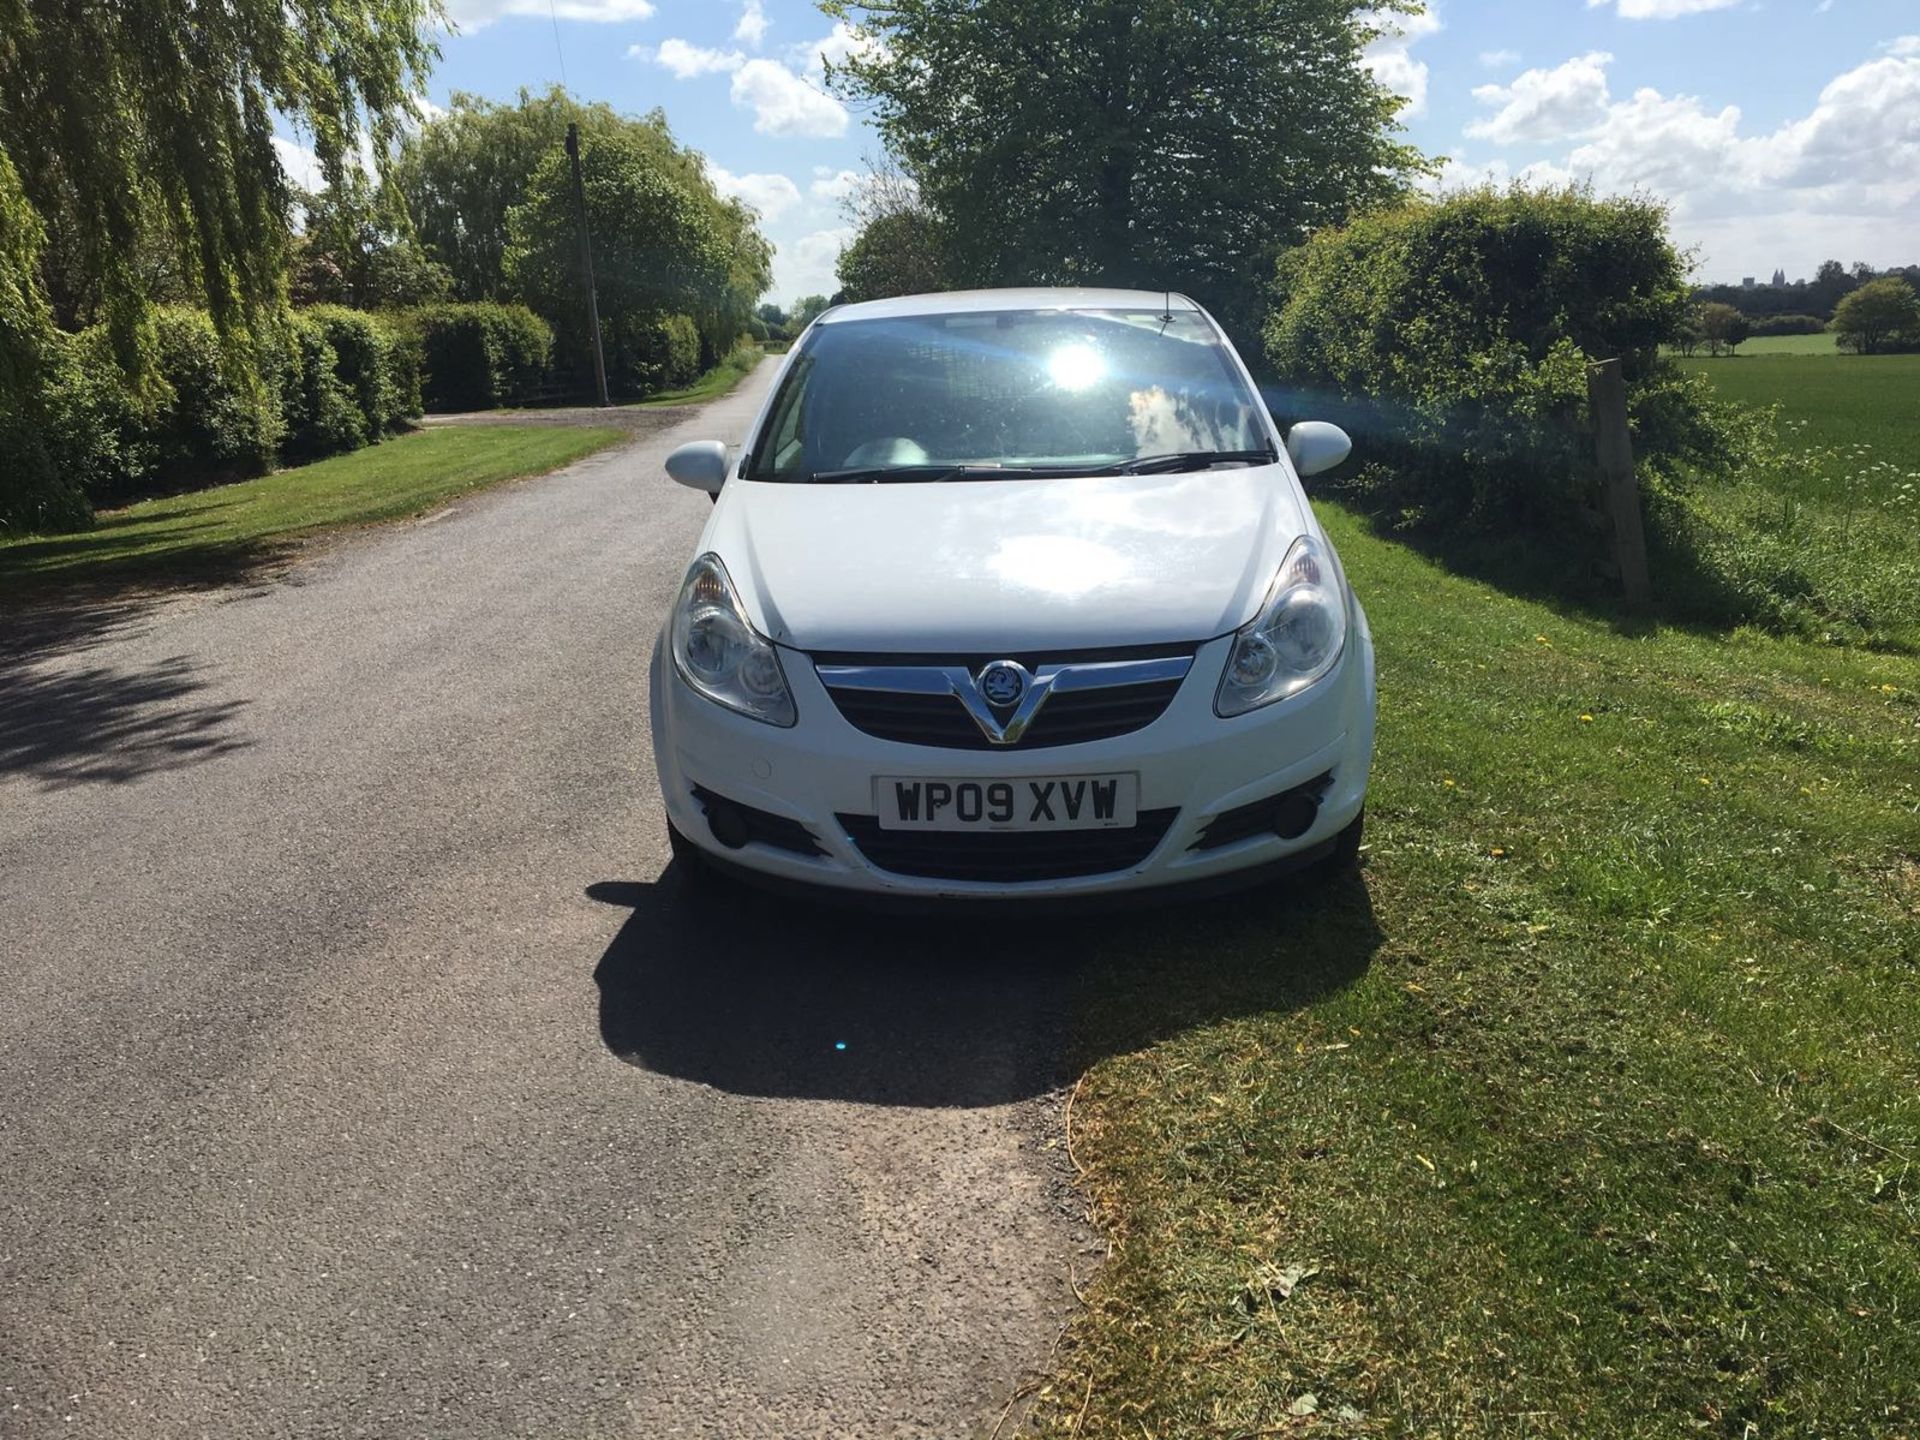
[1699,776,1713,786]
[1443,777,1457,788]
[1491,846,1508,858]
[1579,713,1594,723]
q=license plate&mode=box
[875,774,1138,832]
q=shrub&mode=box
[1748,313,1828,338]
[303,305,399,438]
[404,302,552,411]
[380,315,424,425]
[1266,187,1741,550]
[71,307,280,502]
[275,314,365,461]
[628,312,702,392]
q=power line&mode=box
[547,0,570,92]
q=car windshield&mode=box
[744,307,1271,483]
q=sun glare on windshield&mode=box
[1046,342,1107,392]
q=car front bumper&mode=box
[649,608,1375,902]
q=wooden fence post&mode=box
[1586,358,1652,611]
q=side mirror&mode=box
[1285,422,1352,479]
[665,440,730,494]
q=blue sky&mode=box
[282,0,1920,304]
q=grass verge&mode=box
[0,425,624,593]
[1030,503,1920,1438]
[627,343,766,408]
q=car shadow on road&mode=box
[588,860,1381,1108]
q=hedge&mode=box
[1748,313,1828,338]
[276,313,366,462]
[303,305,411,436]
[0,303,433,533]
[1265,186,1745,543]
[401,302,552,411]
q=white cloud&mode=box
[273,136,325,193]
[1479,48,1521,68]
[776,226,855,302]
[1471,45,1920,278]
[1886,35,1920,58]
[1584,0,1740,17]
[1416,152,1509,195]
[809,168,861,202]
[1469,51,1615,143]
[706,164,802,220]
[445,0,652,28]
[635,37,745,77]
[790,19,885,80]
[734,0,767,46]
[1362,6,1441,118]
[731,58,849,137]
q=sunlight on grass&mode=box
[1032,503,1920,1438]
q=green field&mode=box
[1031,501,1920,1439]
[1682,351,1920,473]
[1695,331,1842,357]
[0,425,624,593]
[1669,352,1920,646]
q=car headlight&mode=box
[670,553,796,727]
[1215,533,1348,717]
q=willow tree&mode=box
[0,0,439,379]
[823,0,1430,335]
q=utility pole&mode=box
[565,122,611,408]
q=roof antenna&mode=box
[1161,289,1173,322]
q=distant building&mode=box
[1771,269,1787,287]
[1742,277,1757,289]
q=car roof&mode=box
[815,287,1202,325]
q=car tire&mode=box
[1323,808,1365,872]
[667,819,724,892]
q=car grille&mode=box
[824,679,1183,750]
[815,647,1195,751]
[838,810,1179,883]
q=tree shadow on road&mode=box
[588,861,1381,1108]
[1,582,264,788]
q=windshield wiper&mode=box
[808,464,1045,485]
[1089,449,1278,476]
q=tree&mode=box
[1833,277,1919,355]
[791,295,832,330]
[399,89,768,368]
[290,179,454,309]
[1673,308,1705,358]
[0,0,436,377]
[504,131,731,393]
[1808,259,1857,317]
[837,210,949,302]
[756,302,789,328]
[822,0,1428,336]
[1697,302,1751,357]
[398,88,723,304]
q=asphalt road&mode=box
[0,365,1093,1438]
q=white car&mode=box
[650,287,1373,903]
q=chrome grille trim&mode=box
[816,654,1193,748]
